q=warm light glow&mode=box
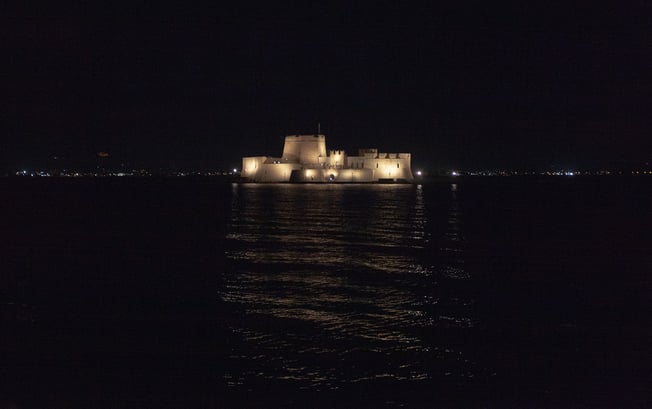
[382,164,395,177]
[242,135,413,182]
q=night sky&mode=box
[4,2,652,171]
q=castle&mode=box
[242,134,413,183]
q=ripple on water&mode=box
[223,184,478,390]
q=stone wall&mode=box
[281,135,326,164]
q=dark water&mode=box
[1,177,651,408]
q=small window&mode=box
[397,163,400,168]
[376,163,378,168]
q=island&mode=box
[241,134,413,183]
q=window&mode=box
[397,163,400,168]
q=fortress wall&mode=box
[328,150,347,168]
[358,148,378,158]
[347,157,365,168]
[291,168,373,182]
[242,156,267,179]
[282,135,326,164]
[242,156,299,182]
[256,163,300,182]
[371,157,413,180]
[332,168,374,182]
[290,168,327,182]
[303,168,326,182]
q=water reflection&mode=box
[429,183,475,336]
[440,183,469,279]
[223,184,476,391]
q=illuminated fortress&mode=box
[242,134,413,183]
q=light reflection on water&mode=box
[223,183,476,390]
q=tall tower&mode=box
[281,135,327,164]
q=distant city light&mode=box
[7,167,647,179]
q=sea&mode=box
[1,177,651,408]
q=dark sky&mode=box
[3,2,652,170]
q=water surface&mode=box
[1,177,651,408]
